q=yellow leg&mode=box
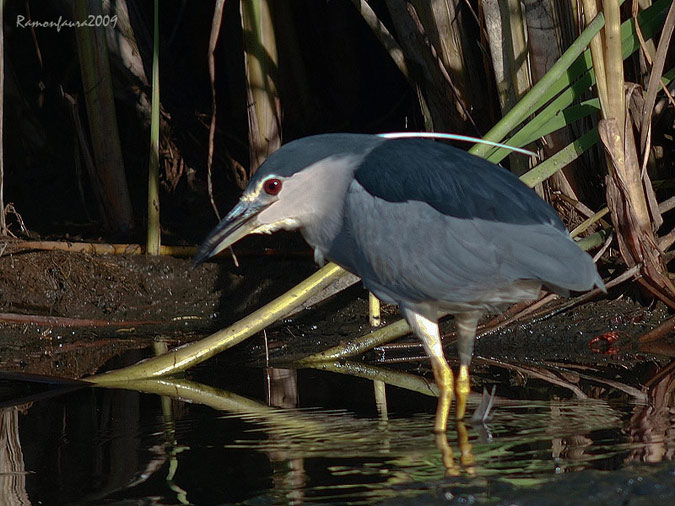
[368,292,381,327]
[454,311,482,420]
[402,308,453,432]
[455,364,470,420]
[430,357,453,433]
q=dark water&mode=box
[1,350,674,506]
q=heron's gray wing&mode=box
[328,181,601,308]
[356,138,564,229]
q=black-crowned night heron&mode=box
[194,133,604,432]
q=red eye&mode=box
[263,178,282,195]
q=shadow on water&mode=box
[0,346,674,505]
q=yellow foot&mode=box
[434,423,476,477]
[456,421,476,475]
[435,433,460,477]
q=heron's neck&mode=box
[300,209,344,261]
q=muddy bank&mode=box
[0,243,316,376]
[0,243,672,385]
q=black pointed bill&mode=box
[193,200,267,266]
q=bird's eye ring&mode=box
[263,178,282,196]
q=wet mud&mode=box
[0,245,315,377]
[0,245,672,385]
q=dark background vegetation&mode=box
[3,0,445,244]
[1,0,673,307]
